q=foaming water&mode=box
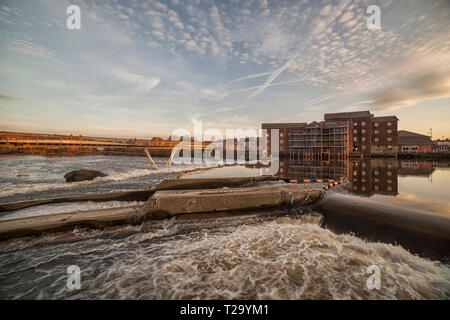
[0,216,448,300]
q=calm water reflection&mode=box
[277,158,450,217]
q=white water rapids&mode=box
[0,215,448,299]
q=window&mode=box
[354,129,357,134]
[362,122,366,126]
[362,171,366,176]
[375,170,379,175]
[388,171,392,176]
[387,130,392,134]
[354,122,357,126]
[362,129,366,134]
[374,130,379,134]
[354,137,357,142]
[280,132,284,137]
[374,137,379,142]
[387,137,392,142]
[280,168,284,173]
[387,122,392,126]
[362,137,366,142]
[362,145,366,150]
[280,139,284,144]
[375,185,379,191]
[388,186,392,192]
[411,146,418,151]
[374,122,379,127]
[402,146,409,151]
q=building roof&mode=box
[305,121,321,127]
[324,111,372,120]
[326,121,348,127]
[398,130,433,146]
[261,123,307,129]
[373,116,399,122]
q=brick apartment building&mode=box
[261,123,306,155]
[261,111,399,157]
[324,111,399,156]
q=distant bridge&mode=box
[0,138,211,150]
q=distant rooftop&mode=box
[324,111,372,120]
[373,116,399,122]
[262,123,307,129]
[398,130,433,145]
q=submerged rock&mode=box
[64,169,107,182]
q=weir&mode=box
[0,178,331,240]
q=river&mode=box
[0,155,449,299]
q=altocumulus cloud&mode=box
[368,71,450,110]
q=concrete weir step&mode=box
[0,183,323,240]
[0,189,155,213]
[0,206,140,241]
[138,184,323,220]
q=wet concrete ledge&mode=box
[138,184,323,220]
[0,189,155,213]
[0,206,141,241]
[0,177,275,213]
[0,183,324,241]
[156,176,275,190]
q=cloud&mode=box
[368,71,450,110]
[0,94,19,100]
[114,71,161,94]
[4,39,53,58]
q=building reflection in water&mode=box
[275,158,441,197]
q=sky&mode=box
[0,0,449,139]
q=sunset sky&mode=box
[0,0,449,139]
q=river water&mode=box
[0,155,449,299]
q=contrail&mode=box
[226,77,306,95]
[250,54,300,98]
[227,72,271,84]
[305,95,328,105]
[248,0,353,99]
[309,96,329,106]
